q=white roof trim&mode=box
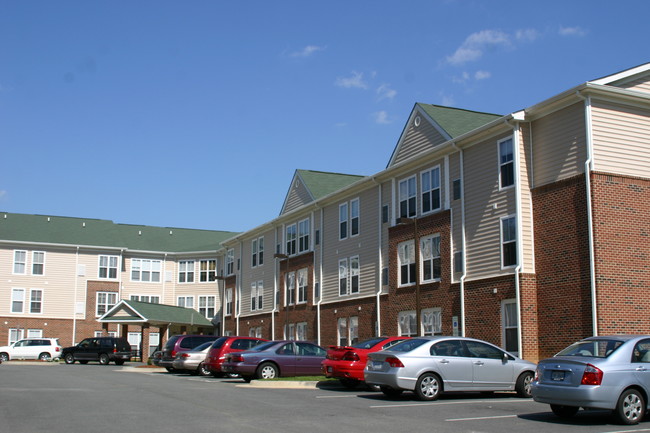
[590,63,650,86]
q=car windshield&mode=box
[386,338,428,352]
[210,337,228,349]
[351,337,387,349]
[248,341,278,352]
[556,339,624,358]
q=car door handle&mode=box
[440,359,450,364]
[474,361,484,366]
[636,366,647,371]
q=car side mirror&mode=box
[502,352,509,363]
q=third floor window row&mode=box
[13,250,45,275]
[399,165,441,220]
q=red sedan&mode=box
[322,336,409,389]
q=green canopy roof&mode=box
[99,299,213,327]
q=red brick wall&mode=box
[320,297,378,346]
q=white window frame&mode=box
[399,175,417,219]
[13,250,26,275]
[198,295,216,318]
[131,258,162,283]
[350,198,360,237]
[11,288,25,313]
[398,310,417,337]
[225,288,233,316]
[177,296,194,308]
[298,218,310,253]
[421,166,441,214]
[149,332,160,348]
[29,289,43,314]
[338,258,348,296]
[199,259,217,282]
[420,234,441,283]
[178,260,195,283]
[130,295,160,304]
[421,308,442,336]
[251,281,264,311]
[501,215,517,269]
[285,271,296,306]
[398,240,416,287]
[286,224,297,256]
[498,136,515,190]
[297,268,308,304]
[350,256,360,294]
[502,299,519,356]
[337,317,348,345]
[296,322,308,341]
[9,328,23,345]
[98,255,119,280]
[27,329,43,338]
[96,292,117,316]
[339,202,349,240]
[226,249,235,276]
[252,238,259,267]
[32,251,45,275]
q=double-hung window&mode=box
[286,224,297,256]
[131,295,160,303]
[200,259,217,282]
[421,308,442,336]
[13,250,26,274]
[350,256,359,293]
[96,292,117,316]
[338,259,348,296]
[225,289,233,316]
[501,215,517,267]
[178,260,195,283]
[198,295,216,318]
[30,289,43,314]
[499,137,514,189]
[421,235,441,282]
[339,203,348,240]
[226,249,234,275]
[399,176,417,219]
[99,255,118,279]
[285,272,296,306]
[252,237,264,267]
[503,299,519,354]
[398,311,417,336]
[398,240,416,286]
[32,252,45,275]
[340,199,360,239]
[421,166,441,214]
[177,296,194,308]
[298,219,310,253]
[338,256,360,295]
[297,268,308,303]
[251,281,263,311]
[132,259,162,282]
[350,199,359,236]
[11,288,25,313]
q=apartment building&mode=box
[3,63,650,363]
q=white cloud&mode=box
[452,71,471,83]
[0,190,7,200]
[440,94,456,107]
[376,83,397,101]
[373,110,391,124]
[475,70,491,80]
[516,28,540,42]
[289,45,325,58]
[446,30,511,65]
[559,26,587,37]
[335,71,368,89]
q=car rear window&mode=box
[556,339,624,358]
[164,336,180,350]
[180,336,215,349]
[250,341,277,352]
[351,337,387,349]
[211,337,228,349]
[388,338,428,352]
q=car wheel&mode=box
[99,354,110,365]
[198,363,211,377]
[0,353,9,362]
[615,388,645,425]
[64,353,75,364]
[38,352,51,362]
[415,372,442,401]
[515,371,534,398]
[380,386,404,398]
[550,404,579,419]
[340,378,360,389]
[115,360,125,366]
[257,362,278,380]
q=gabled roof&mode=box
[98,299,213,326]
[279,169,364,215]
[589,62,650,86]
[0,212,239,253]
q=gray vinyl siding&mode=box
[531,102,586,188]
[391,116,448,166]
[448,152,463,280]
[282,181,314,214]
[591,100,650,178]
[320,187,380,304]
[463,133,517,280]
[237,227,276,317]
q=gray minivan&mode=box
[159,334,216,372]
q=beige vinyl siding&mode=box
[591,100,650,178]
[615,76,650,93]
[282,181,314,214]
[518,124,535,273]
[463,133,517,280]
[391,116,448,166]
[531,102,586,187]
[320,187,380,304]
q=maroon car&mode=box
[221,340,326,382]
[321,336,409,388]
[204,336,267,377]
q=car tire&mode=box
[115,360,125,366]
[0,353,9,362]
[198,363,211,377]
[415,372,442,401]
[165,367,175,373]
[38,352,51,362]
[515,371,534,398]
[550,404,579,419]
[380,386,404,398]
[64,353,75,364]
[615,388,645,425]
[257,362,278,380]
[340,378,360,389]
[99,354,110,365]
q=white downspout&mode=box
[513,123,524,358]
[376,181,383,336]
[272,227,279,340]
[317,208,324,345]
[236,241,242,335]
[73,246,79,344]
[452,143,467,337]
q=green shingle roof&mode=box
[100,299,213,326]
[296,169,364,200]
[0,212,239,252]
[417,104,502,139]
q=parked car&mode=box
[171,341,214,375]
[204,336,268,377]
[150,350,162,366]
[532,335,650,425]
[159,335,217,372]
[365,336,536,401]
[0,338,62,361]
[62,337,132,365]
[221,340,327,382]
[322,336,409,389]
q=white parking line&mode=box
[602,430,650,433]
[369,399,535,409]
[316,395,362,399]
[446,414,518,422]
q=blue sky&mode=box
[1,1,649,232]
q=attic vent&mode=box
[414,116,421,127]
[47,217,51,222]
[169,230,173,235]
[138,230,142,236]
[82,222,86,228]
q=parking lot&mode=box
[1,362,649,433]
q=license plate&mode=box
[551,371,565,381]
[372,361,383,370]
[327,366,333,373]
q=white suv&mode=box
[0,338,62,361]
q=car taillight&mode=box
[181,353,191,359]
[581,364,603,385]
[231,354,244,363]
[55,347,61,351]
[342,351,360,361]
[385,357,404,368]
[171,350,177,357]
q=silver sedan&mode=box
[364,336,536,401]
[171,341,213,376]
[532,335,650,425]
